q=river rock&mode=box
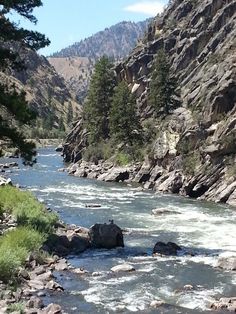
[111,264,135,273]
[26,296,44,309]
[152,208,180,215]
[71,267,89,275]
[55,145,63,152]
[89,222,124,249]
[150,300,165,308]
[217,257,236,271]
[45,280,63,291]
[69,234,90,253]
[153,242,181,256]
[41,303,62,314]
[0,175,12,186]
[28,279,45,290]
[54,259,68,271]
[97,167,130,182]
[211,297,236,312]
[85,203,102,208]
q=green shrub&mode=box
[14,201,58,233]
[115,152,132,166]
[182,153,200,176]
[0,227,45,283]
[7,302,25,313]
[0,186,58,233]
[1,227,45,252]
[83,141,114,163]
[0,246,27,283]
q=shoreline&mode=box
[66,159,236,209]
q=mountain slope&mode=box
[63,0,236,206]
[51,20,151,60]
[48,20,151,102]
[1,46,80,136]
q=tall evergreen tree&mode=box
[67,102,73,125]
[83,56,115,144]
[149,50,179,115]
[110,81,141,145]
[0,0,50,161]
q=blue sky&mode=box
[10,0,168,56]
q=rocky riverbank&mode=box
[0,220,124,314]
[65,156,236,207]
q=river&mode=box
[1,148,236,313]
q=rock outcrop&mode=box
[63,0,236,206]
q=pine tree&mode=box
[149,50,179,115]
[83,56,115,144]
[0,0,50,162]
[67,102,73,125]
[110,81,141,145]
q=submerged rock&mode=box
[153,242,181,256]
[89,222,124,249]
[152,208,180,215]
[217,256,236,271]
[150,300,165,308]
[111,264,135,273]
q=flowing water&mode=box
[1,148,236,313]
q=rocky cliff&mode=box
[48,20,150,102]
[63,0,236,206]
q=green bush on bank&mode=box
[0,227,45,283]
[0,186,58,233]
[0,186,58,283]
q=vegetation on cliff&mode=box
[149,50,179,115]
[83,56,115,144]
[82,56,146,164]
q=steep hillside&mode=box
[1,46,80,136]
[63,0,236,206]
[48,57,94,102]
[48,20,150,102]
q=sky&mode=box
[9,0,168,56]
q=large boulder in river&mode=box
[153,242,181,256]
[89,223,124,249]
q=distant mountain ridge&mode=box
[49,20,151,102]
[51,20,151,60]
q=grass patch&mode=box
[7,302,25,313]
[0,186,58,233]
[0,246,27,283]
[0,227,45,283]
[0,186,58,283]
[0,227,45,252]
